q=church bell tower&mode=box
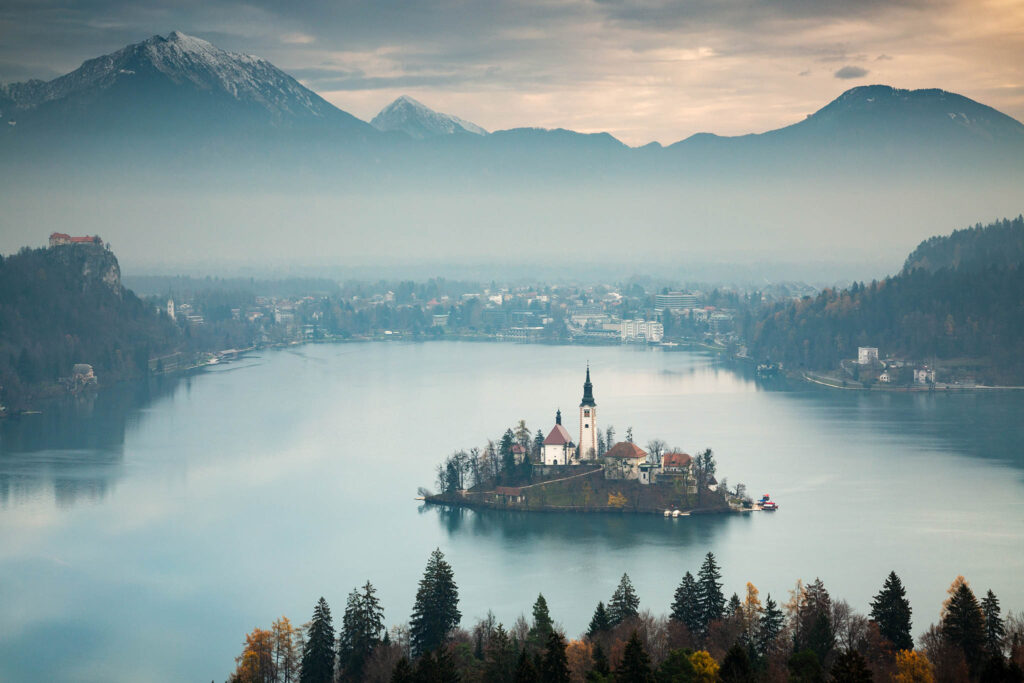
[579,365,597,460]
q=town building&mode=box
[603,441,648,479]
[620,319,664,343]
[858,347,879,365]
[48,232,102,247]
[655,292,698,312]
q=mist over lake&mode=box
[1,341,1021,682]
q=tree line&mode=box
[228,549,1023,683]
[747,217,1024,384]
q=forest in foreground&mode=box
[227,550,1023,683]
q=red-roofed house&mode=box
[542,409,575,465]
[603,441,648,479]
[662,452,692,471]
[511,444,528,465]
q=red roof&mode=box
[605,442,647,460]
[543,424,572,446]
[662,452,692,468]
[511,444,525,454]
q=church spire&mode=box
[555,409,562,425]
[580,364,595,407]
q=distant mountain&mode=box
[0,31,370,138]
[670,85,1024,164]
[371,95,487,139]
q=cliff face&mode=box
[47,242,122,296]
[0,242,180,408]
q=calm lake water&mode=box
[1,341,1022,681]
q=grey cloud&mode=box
[876,54,893,60]
[835,65,869,79]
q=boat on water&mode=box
[759,493,779,511]
[664,509,672,517]
[672,509,681,518]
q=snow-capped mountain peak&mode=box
[371,95,488,139]
[1,31,365,129]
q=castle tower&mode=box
[579,365,597,460]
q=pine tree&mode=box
[485,625,517,683]
[587,601,611,638]
[981,589,1006,658]
[941,577,987,674]
[726,593,742,619]
[697,552,725,631]
[670,571,703,636]
[869,571,914,652]
[540,631,570,683]
[615,631,653,683]
[830,649,873,682]
[390,656,413,683]
[529,594,554,645]
[500,429,517,479]
[758,594,785,658]
[515,646,540,683]
[410,548,462,657]
[533,429,545,459]
[609,573,640,626]
[720,643,754,683]
[590,643,610,677]
[338,581,386,681]
[300,597,336,683]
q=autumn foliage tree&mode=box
[231,627,275,683]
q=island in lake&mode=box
[425,367,764,515]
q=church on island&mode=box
[542,366,598,465]
[539,367,703,488]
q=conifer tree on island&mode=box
[299,597,335,683]
[870,571,914,652]
[410,548,462,657]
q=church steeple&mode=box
[580,365,595,407]
[555,409,562,425]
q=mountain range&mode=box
[3,31,1023,156]
[1,31,1022,271]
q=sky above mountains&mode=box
[2,0,1023,145]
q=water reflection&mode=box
[426,503,740,547]
[0,376,181,507]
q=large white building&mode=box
[621,319,664,343]
[858,347,879,365]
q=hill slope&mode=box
[748,216,1024,384]
[0,242,180,409]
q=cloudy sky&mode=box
[2,0,1023,145]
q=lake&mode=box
[1,341,1022,681]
